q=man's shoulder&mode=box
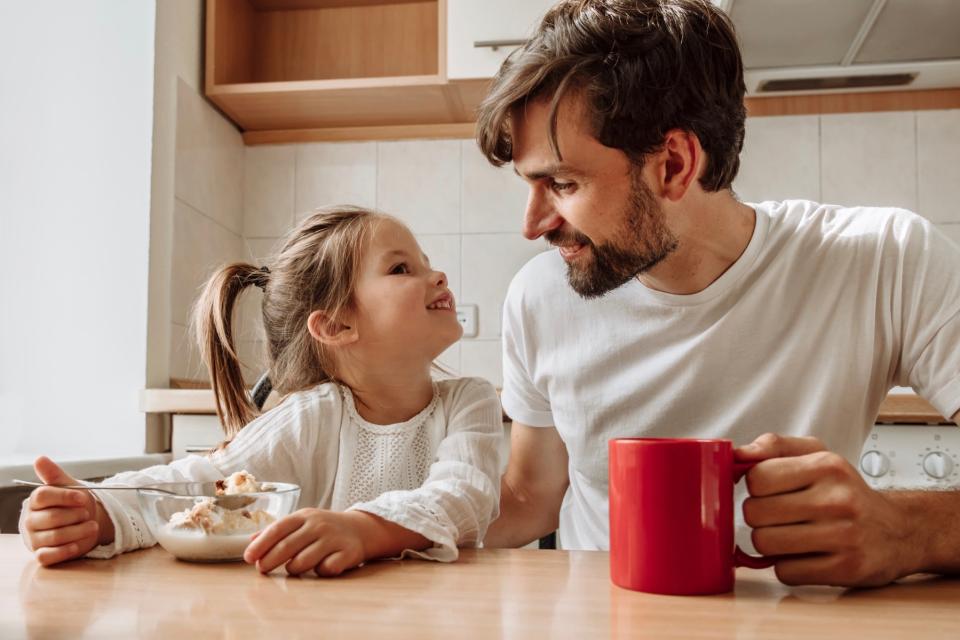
[758,199,928,246]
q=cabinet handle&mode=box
[474,39,527,51]
[184,446,214,454]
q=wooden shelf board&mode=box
[244,122,476,144]
[746,87,960,117]
[208,79,461,130]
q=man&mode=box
[475,0,960,587]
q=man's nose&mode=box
[522,189,563,240]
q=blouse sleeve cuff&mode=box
[348,501,460,563]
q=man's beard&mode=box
[546,170,678,299]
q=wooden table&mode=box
[1,535,956,639]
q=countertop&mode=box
[140,387,952,424]
[2,535,957,639]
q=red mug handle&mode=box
[732,461,777,569]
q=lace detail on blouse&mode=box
[338,383,441,508]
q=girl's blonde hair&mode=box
[192,205,381,436]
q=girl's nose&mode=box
[434,270,447,287]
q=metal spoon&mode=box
[12,480,256,510]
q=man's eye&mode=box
[551,180,575,193]
[390,263,410,275]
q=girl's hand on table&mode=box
[243,508,370,577]
[22,457,112,566]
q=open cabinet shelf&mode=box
[205,0,480,135]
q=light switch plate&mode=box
[456,304,478,338]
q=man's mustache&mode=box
[545,228,592,248]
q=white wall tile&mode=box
[169,321,204,381]
[174,79,244,234]
[917,110,960,223]
[171,199,245,326]
[462,234,548,338]
[461,140,529,233]
[244,237,286,265]
[416,234,461,298]
[237,339,267,385]
[244,145,295,237]
[296,142,377,220]
[734,115,820,203]
[939,223,960,248]
[435,343,461,375]
[461,339,503,387]
[377,140,461,234]
[820,112,917,210]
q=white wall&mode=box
[0,1,156,459]
[200,109,958,391]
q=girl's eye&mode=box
[390,263,410,275]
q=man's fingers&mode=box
[29,486,87,511]
[31,520,99,549]
[735,433,827,462]
[25,507,90,533]
[751,521,851,556]
[746,450,853,497]
[773,553,850,587]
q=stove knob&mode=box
[860,451,890,478]
[922,452,954,479]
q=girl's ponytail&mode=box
[192,263,269,436]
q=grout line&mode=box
[175,196,243,240]
[914,111,920,214]
[291,144,298,229]
[817,115,824,204]
[374,141,380,210]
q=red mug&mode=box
[609,438,775,595]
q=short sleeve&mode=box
[893,215,960,419]
[500,268,555,427]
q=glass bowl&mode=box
[136,481,300,562]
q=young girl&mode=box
[21,205,503,576]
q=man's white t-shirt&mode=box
[500,200,960,551]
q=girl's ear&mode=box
[307,309,358,347]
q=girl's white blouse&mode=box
[26,377,503,563]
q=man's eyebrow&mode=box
[513,164,585,180]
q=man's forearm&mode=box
[484,479,560,548]
[886,489,960,577]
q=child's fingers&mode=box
[315,550,352,578]
[31,520,99,550]
[35,542,82,567]
[284,539,334,576]
[29,486,87,510]
[24,507,90,533]
[243,517,304,565]
[253,528,317,574]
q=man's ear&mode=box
[307,310,358,347]
[654,129,703,202]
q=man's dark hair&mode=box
[476,0,747,192]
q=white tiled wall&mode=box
[172,107,960,387]
[169,81,245,381]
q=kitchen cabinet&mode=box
[446,0,554,80]
[206,0,473,139]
